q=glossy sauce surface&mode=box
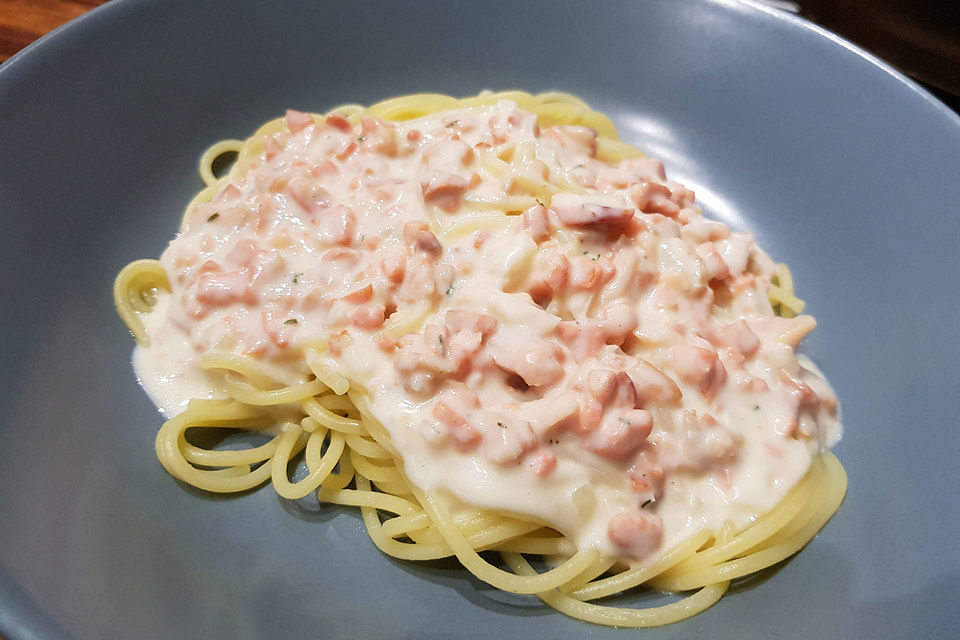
[136,102,841,561]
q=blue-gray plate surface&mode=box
[1,1,958,638]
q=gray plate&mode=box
[1,0,958,638]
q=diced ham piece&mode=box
[672,345,727,398]
[316,205,356,246]
[419,140,474,212]
[420,171,469,212]
[577,395,603,432]
[263,136,282,161]
[432,396,482,451]
[695,242,730,282]
[595,167,639,191]
[587,409,653,461]
[779,315,817,347]
[378,244,407,284]
[359,116,382,137]
[195,271,248,308]
[261,305,297,348]
[403,221,442,255]
[599,302,637,345]
[628,465,665,504]
[607,512,663,560]
[309,160,338,179]
[213,183,241,204]
[224,239,260,269]
[541,125,598,157]
[190,241,284,314]
[394,311,497,394]
[285,110,314,133]
[665,181,696,208]
[444,309,498,338]
[488,330,564,387]
[721,320,760,360]
[553,303,635,360]
[555,320,605,359]
[627,360,682,407]
[423,139,475,167]
[521,204,550,242]
[224,240,285,290]
[529,452,557,476]
[485,416,537,464]
[443,310,497,371]
[397,253,440,304]
[324,113,353,133]
[620,157,667,182]
[586,370,638,408]
[579,369,653,460]
[509,393,579,438]
[550,193,635,229]
[626,181,679,217]
[360,116,399,156]
[352,304,385,329]
[395,326,452,394]
[779,369,819,415]
[672,411,743,471]
[681,218,731,243]
[568,256,604,291]
[288,176,332,214]
[522,252,568,306]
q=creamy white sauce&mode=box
[134,101,841,562]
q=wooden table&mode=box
[0,0,107,62]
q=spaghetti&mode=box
[115,91,846,627]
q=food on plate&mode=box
[115,91,846,627]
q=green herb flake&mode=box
[497,421,505,429]
[292,273,303,284]
[207,212,220,222]
[283,318,298,325]
[438,334,446,356]
[641,499,654,509]
[357,134,367,142]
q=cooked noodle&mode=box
[115,91,846,627]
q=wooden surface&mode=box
[0,0,107,62]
